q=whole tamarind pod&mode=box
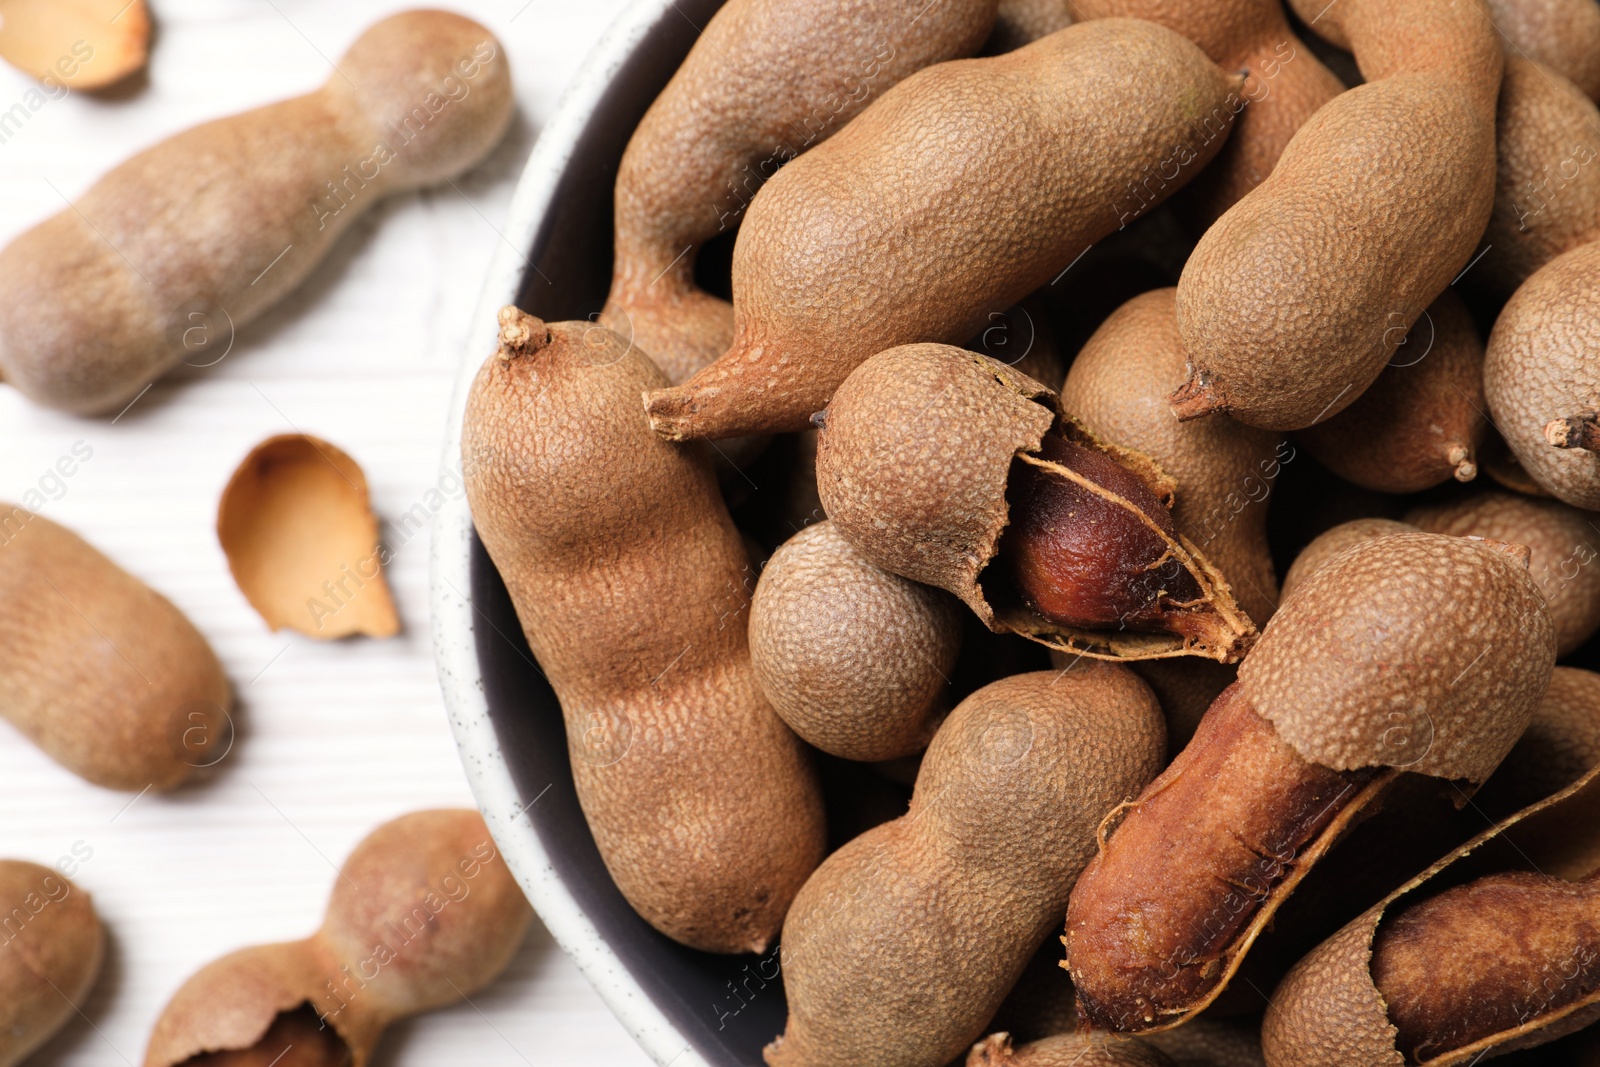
[1407,490,1600,656]
[1296,290,1488,493]
[1172,0,1502,431]
[0,506,232,791]
[1485,240,1600,509]
[1485,0,1600,99]
[985,0,1074,52]
[144,811,530,1067]
[1277,518,1416,602]
[1061,287,1284,626]
[969,1031,1175,1066]
[750,520,962,761]
[1474,58,1600,300]
[0,862,103,1067]
[644,19,1242,441]
[1475,666,1600,819]
[765,668,1166,1067]
[1065,533,1555,1032]
[0,11,512,416]
[463,309,823,952]
[1066,0,1345,224]
[814,345,1256,662]
[602,0,998,384]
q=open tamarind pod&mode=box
[985,0,1073,52]
[815,345,1256,663]
[750,521,962,761]
[969,1031,1175,1066]
[1065,533,1555,1033]
[1475,667,1600,820]
[1263,752,1600,1066]
[144,811,530,1067]
[1061,287,1284,626]
[1173,0,1501,431]
[765,668,1165,1067]
[602,0,997,384]
[644,19,1242,441]
[1143,1018,1269,1067]
[1485,0,1600,99]
[1407,490,1600,655]
[463,309,823,953]
[1296,290,1488,493]
[1065,0,1344,225]
[0,862,103,1067]
[1277,518,1416,602]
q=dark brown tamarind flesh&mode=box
[1066,683,1377,1031]
[999,433,1206,640]
[1372,870,1600,1064]
[182,1006,351,1067]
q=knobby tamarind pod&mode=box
[0,862,103,1067]
[1296,290,1488,493]
[463,309,823,952]
[643,19,1243,441]
[969,1031,1176,1066]
[764,668,1166,1067]
[602,0,998,384]
[143,811,530,1067]
[1065,0,1345,224]
[1172,0,1502,431]
[1485,0,1600,99]
[1066,533,1555,1033]
[0,10,512,416]
[814,345,1255,662]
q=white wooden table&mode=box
[0,2,655,1063]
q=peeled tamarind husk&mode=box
[764,668,1165,1067]
[0,862,102,1067]
[1407,490,1600,656]
[217,435,399,640]
[969,1031,1176,1066]
[984,0,1073,53]
[602,0,998,385]
[0,0,149,89]
[814,344,1256,663]
[463,310,823,953]
[0,506,232,791]
[1296,290,1488,493]
[750,521,962,761]
[144,810,530,1067]
[1061,287,1283,626]
[1065,533,1555,1034]
[1172,0,1502,431]
[1485,239,1600,509]
[1278,518,1417,603]
[0,11,513,415]
[1484,0,1600,99]
[1263,756,1600,1067]
[644,19,1243,441]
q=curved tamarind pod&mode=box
[1172,0,1501,431]
[603,0,998,384]
[0,862,103,1067]
[644,19,1242,441]
[1485,0,1600,99]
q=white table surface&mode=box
[0,2,656,1064]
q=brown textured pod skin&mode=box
[764,669,1165,1067]
[985,0,1074,52]
[1061,288,1283,626]
[1407,490,1600,656]
[462,310,823,952]
[0,507,232,791]
[1278,518,1417,603]
[643,19,1243,441]
[1143,1019,1269,1067]
[1476,666,1600,819]
[603,0,997,385]
[750,520,962,760]
[970,1031,1176,1066]
[0,862,103,1067]
[813,344,1256,662]
[1172,0,1502,431]
[1484,240,1600,508]
[1485,0,1600,99]
[1476,58,1600,300]
[0,11,512,416]
[144,810,530,1067]
[1296,290,1488,493]
[1065,0,1345,224]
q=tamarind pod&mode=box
[1485,0,1600,99]
[1277,518,1416,603]
[969,1031,1176,1066]
[0,862,103,1067]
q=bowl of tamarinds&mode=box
[434,0,1600,1065]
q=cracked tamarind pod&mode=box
[1065,533,1555,1033]
[601,0,999,385]
[463,309,823,952]
[813,345,1256,663]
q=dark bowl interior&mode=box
[468,3,787,1065]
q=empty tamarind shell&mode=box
[814,344,1255,662]
[969,1031,1175,1066]
[0,862,103,1067]
[1278,518,1417,603]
